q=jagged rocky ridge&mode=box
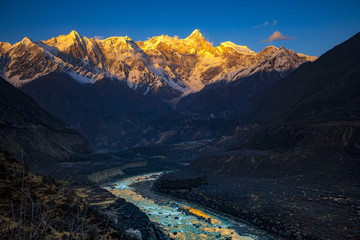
[176,46,308,114]
[0,30,315,99]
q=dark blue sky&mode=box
[1,0,359,56]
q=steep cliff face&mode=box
[18,73,171,151]
[0,77,92,166]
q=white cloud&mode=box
[94,36,104,40]
[262,31,295,43]
[263,21,269,26]
[273,20,278,26]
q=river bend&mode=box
[105,172,275,240]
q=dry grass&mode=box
[0,151,123,240]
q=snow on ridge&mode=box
[68,71,94,84]
[37,42,59,54]
[219,41,255,54]
[5,69,57,87]
[147,63,188,93]
[1,30,313,98]
[216,47,307,82]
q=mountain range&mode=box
[0,30,315,97]
[0,30,316,151]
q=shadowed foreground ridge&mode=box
[0,150,124,239]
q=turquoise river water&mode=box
[105,172,276,240]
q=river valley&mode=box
[104,172,277,240]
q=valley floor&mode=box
[105,172,277,240]
[51,146,360,239]
[156,174,360,239]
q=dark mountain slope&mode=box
[228,32,360,155]
[0,77,92,167]
[118,111,235,150]
[20,72,170,128]
[176,71,285,114]
[158,33,360,239]
[242,32,360,124]
[186,32,360,178]
[19,73,171,151]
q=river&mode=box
[104,172,276,240]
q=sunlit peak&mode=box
[20,37,33,45]
[124,36,132,41]
[22,36,31,42]
[68,30,81,38]
[219,41,255,54]
[188,29,203,39]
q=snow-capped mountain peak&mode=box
[0,30,317,98]
[20,37,33,45]
[187,29,203,39]
[218,41,255,54]
[218,47,309,82]
[100,36,141,53]
[0,42,12,53]
[69,30,81,37]
[42,30,90,52]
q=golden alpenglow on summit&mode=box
[0,29,315,94]
[1,1,359,239]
